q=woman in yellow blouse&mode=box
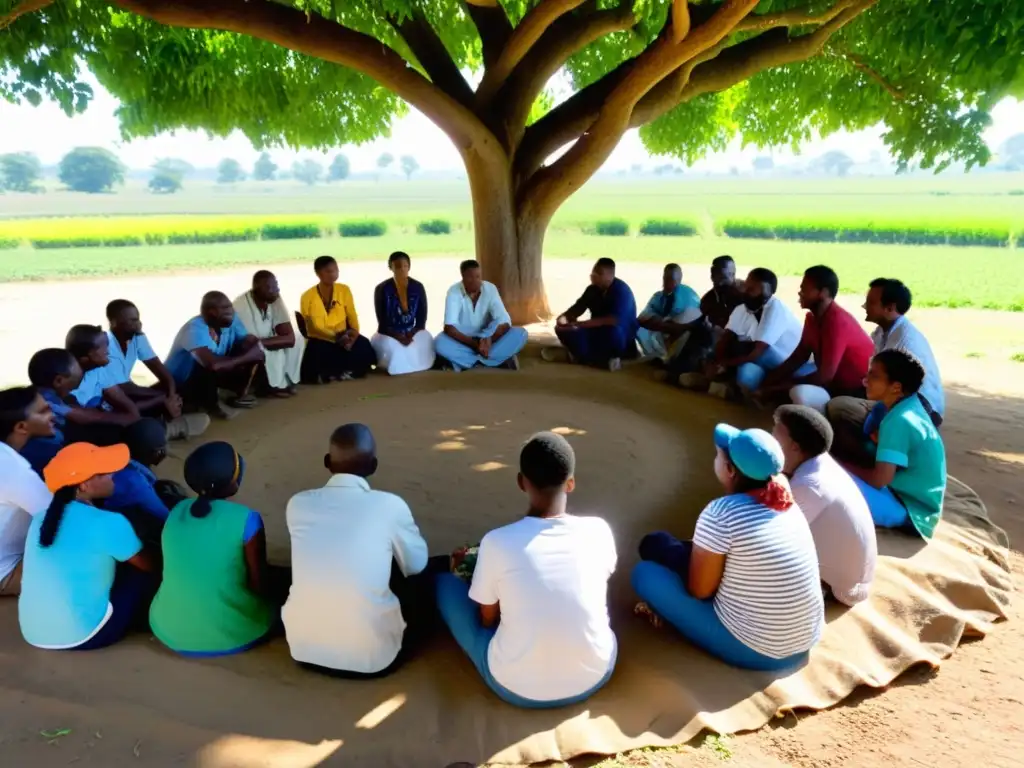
[299,256,377,383]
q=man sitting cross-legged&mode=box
[843,348,947,540]
[105,299,208,440]
[435,259,528,372]
[233,270,304,397]
[772,405,877,606]
[757,266,873,413]
[635,263,702,362]
[544,257,638,372]
[436,432,618,708]
[165,291,266,420]
[829,278,945,459]
[283,423,441,678]
[692,268,805,399]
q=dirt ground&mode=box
[0,258,1021,768]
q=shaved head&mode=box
[201,291,230,310]
[326,423,377,477]
[200,291,234,328]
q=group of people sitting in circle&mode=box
[0,249,948,707]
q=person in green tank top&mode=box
[149,441,276,656]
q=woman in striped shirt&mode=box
[632,424,823,671]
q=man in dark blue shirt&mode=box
[545,258,638,371]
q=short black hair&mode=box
[0,386,38,441]
[200,291,229,310]
[105,299,136,321]
[595,257,616,272]
[869,277,912,314]
[712,255,734,268]
[314,255,337,272]
[520,432,575,490]
[873,348,926,395]
[253,269,275,284]
[748,267,778,294]
[665,262,682,275]
[460,259,480,274]
[774,404,833,457]
[804,265,839,298]
[388,251,411,267]
[65,324,104,358]
[28,348,75,387]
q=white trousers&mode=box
[371,330,436,376]
[789,384,833,414]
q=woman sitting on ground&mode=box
[632,424,823,671]
[149,441,277,657]
[370,251,436,376]
[299,256,377,383]
[19,443,157,650]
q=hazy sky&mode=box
[2,75,1021,174]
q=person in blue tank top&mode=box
[631,424,823,671]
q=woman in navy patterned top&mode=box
[631,423,823,671]
[370,252,436,375]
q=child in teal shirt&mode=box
[845,349,947,538]
[149,441,275,656]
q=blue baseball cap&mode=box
[713,423,784,481]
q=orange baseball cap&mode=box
[43,443,131,493]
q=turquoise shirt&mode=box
[641,284,701,319]
[19,501,142,648]
[876,395,947,538]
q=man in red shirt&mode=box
[757,265,873,413]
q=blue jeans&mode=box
[850,474,913,530]
[555,324,635,366]
[435,573,615,708]
[73,566,157,651]
[434,323,528,371]
[736,346,816,392]
[633,533,808,672]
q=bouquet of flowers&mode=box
[450,544,479,582]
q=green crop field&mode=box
[1,174,1022,310]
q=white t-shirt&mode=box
[469,515,617,702]
[282,474,428,673]
[872,315,945,416]
[726,296,802,361]
[791,453,877,606]
[0,442,53,582]
[693,493,823,659]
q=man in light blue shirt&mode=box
[636,263,702,360]
[166,291,265,418]
[435,260,528,372]
[66,324,161,423]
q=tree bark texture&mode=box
[10,0,879,324]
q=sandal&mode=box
[633,601,664,629]
[228,394,258,409]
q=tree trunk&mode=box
[464,144,552,326]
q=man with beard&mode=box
[165,291,265,419]
[105,299,208,439]
[698,267,805,399]
[757,266,873,413]
[669,255,745,383]
[233,271,304,397]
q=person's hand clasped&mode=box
[164,394,183,419]
[556,315,569,327]
[340,329,357,350]
[477,336,493,358]
[399,333,413,347]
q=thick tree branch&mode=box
[476,0,589,103]
[108,0,491,151]
[501,1,637,148]
[672,0,691,44]
[393,11,475,108]
[0,0,53,29]
[462,0,512,69]
[518,0,760,215]
[737,0,859,32]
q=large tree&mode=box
[57,146,125,193]
[2,0,1021,320]
[0,151,42,192]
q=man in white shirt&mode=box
[828,278,945,440]
[434,259,528,371]
[703,268,808,397]
[436,432,617,707]
[282,423,435,677]
[773,405,876,607]
[0,387,56,596]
